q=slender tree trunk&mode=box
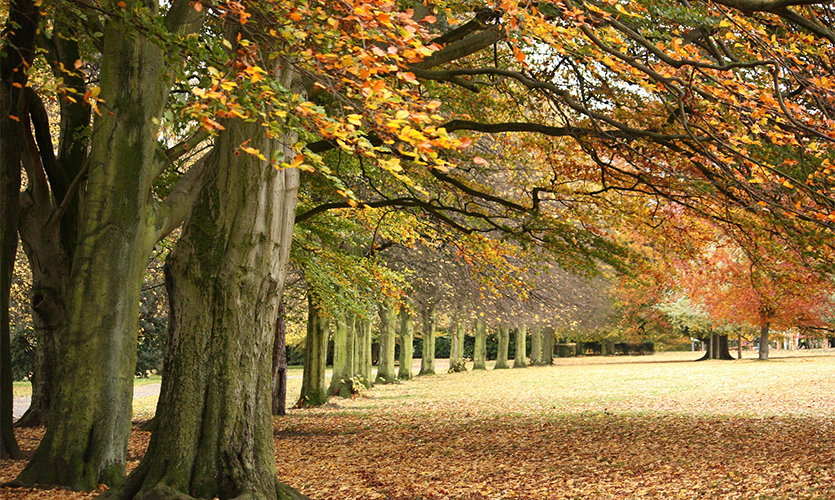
[328,314,356,398]
[106,108,305,500]
[495,325,509,369]
[759,322,770,361]
[737,332,742,359]
[354,318,373,388]
[419,302,436,376]
[541,328,555,365]
[375,300,397,384]
[456,320,466,365]
[398,307,414,380]
[529,326,542,366]
[272,301,287,416]
[0,0,38,461]
[513,325,527,368]
[449,317,466,372]
[473,320,487,370]
[298,294,329,407]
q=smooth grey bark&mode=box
[354,318,373,388]
[375,300,398,384]
[541,327,555,365]
[298,294,329,407]
[105,107,305,500]
[473,319,487,370]
[529,326,542,366]
[419,302,436,376]
[448,317,466,372]
[329,314,356,398]
[16,1,205,489]
[398,307,414,380]
[272,301,287,416]
[759,322,770,361]
[513,325,527,368]
[494,324,509,369]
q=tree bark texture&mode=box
[0,0,39,461]
[529,326,542,366]
[354,319,373,388]
[513,325,527,368]
[398,307,414,381]
[759,322,770,361]
[107,105,304,500]
[419,302,436,376]
[298,295,329,408]
[473,320,487,370]
[494,325,509,369]
[272,301,287,416]
[16,2,205,488]
[698,334,735,360]
[375,301,397,384]
[328,314,356,398]
[541,328,555,365]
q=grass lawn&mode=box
[3,350,835,499]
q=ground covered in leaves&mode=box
[3,351,835,499]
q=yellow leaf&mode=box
[347,114,362,126]
[289,154,305,168]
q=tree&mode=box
[418,300,437,376]
[513,325,528,368]
[328,313,356,398]
[473,319,488,370]
[375,299,398,384]
[272,301,288,416]
[298,293,330,408]
[398,305,414,380]
[494,324,510,369]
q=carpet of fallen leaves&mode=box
[3,351,835,499]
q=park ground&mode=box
[2,350,835,499]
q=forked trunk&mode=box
[473,320,487,370]
[398,307,414,380]
[513,325,527,368]
[419,303,436,376]
[494,325,509,369]
[375,301,397,384]
[107,108,305,500]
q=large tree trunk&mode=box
[473,320,487,370]
[698,333,735,360]
[759,322,770,361]
[328,314,356,398]
[541,328,555,365]
[106,99,305,500]
[418,302,436,376]
[513,325,527,368]
[272,301,287,416]
[448,317,466,372]
[375,300,397,384]
[298,294,329,408]
[354,319,373,388]
[494,324,509,369]
[398,307,414,381]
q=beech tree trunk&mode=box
[328,314,356,398]
[473,320,487,370]
[529,326,542,366]
[298,294,329,408]
[1,0,38,461]
[354,318,373,388]
[105,87,304,499]
[375,300,397,384]
[272,301,287,416]
[541,328,555,365]
[448,317,466,372]
[513,325,527,368]
[398,307,414,381]
[16,5,205,487]
[495,325,509,369]
[759,322,770,361]
[419,302,436,376]
[698,334,735,360]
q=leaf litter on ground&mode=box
[3,350,835,499]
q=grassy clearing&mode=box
[4,350,835,500]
